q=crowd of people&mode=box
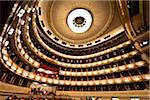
[5,95,75,100]
[5,88,74,100]
[31,88,56,96]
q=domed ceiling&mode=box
[38,0,123,48]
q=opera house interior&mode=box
[0,0,149,100]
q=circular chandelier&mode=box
[67,9,93,33]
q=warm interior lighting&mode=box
[123,77,131,82]
[99,70,105,74]
[53,79,59,84]
[88,81,94,85]
[71,81,76,85]
[0,36,3,42]
[4,41,9,46]
[131,51,137,55]
[127,64,135,68]
[83,81,88,86]
[112,97,119,100]
[41,77,47,82]
[2,48,7,54]
[21,49,25,55]
[108,79,114,84]
[122,53,129,58]
[77,81,82,86]
[119,65,126,70]
[115,78,122,83]
[48,78,53,83]
[136,61,145,66]
[143,74,150,80]
[11,64,17,71]
[65,71,70,76]
[112,67,118,72]
[22,70,29,77]
[105,69,111,73]
[130,97,140,100]
[65,81,71,85]
[35,75,41,81]
[24,54,29,59]
[59,80,65,85]
[100,80,107,85]
[3,55,8,61]
[28,73,35,79]
[16,67,23,74]
[132,76,141,81]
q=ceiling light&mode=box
[35,75,41,81]
[112,67,118,72]
[21,49,25,55]
[82,72,87,76]
[33,82,39,85]
[11,63,17,70]
[17,9,25,18]
[71,81,76,85]
[77,72,81,76]
[77,81,82,86]
[126,41,131,45]
[18,43,22,49]
[93,71,98,75]
[2,48,7,55]
[4,41,9,46]
[108,79,114,84]
[28,73,35,79]
[67,9,92,33]
[122,54,129,58]
[100,80,107,85]
[16,67,23,74]
[53,79,59,84]
[3,55,8,61]
[23,70,29,77]
[127,64,135,68]
[132,76,141,81]
[45,70,53,74]
[115,56,121,60]
[143,74,150,80]
[88,81,94,85]
[48,78,53,83]
[0,36,3,42]
[130,51,137,55]
[66,71,70,76]
[115,78,122,83]
[71,72,76,76]
[119,65,126,70]
[59,80,65,85]
[60,71,65,75]
[99,70,104,74]
[136,61,145,66]
[95,81,100,85]
[42,84,48,86]
[123,77,131,83]
[65,81,70,85]
[105,69,111,73]
[37,68,45,72]
[88,71,92,75]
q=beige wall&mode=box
[0,81,31,94]
[56,90,149,99]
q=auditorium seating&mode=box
[0,0,149,99]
